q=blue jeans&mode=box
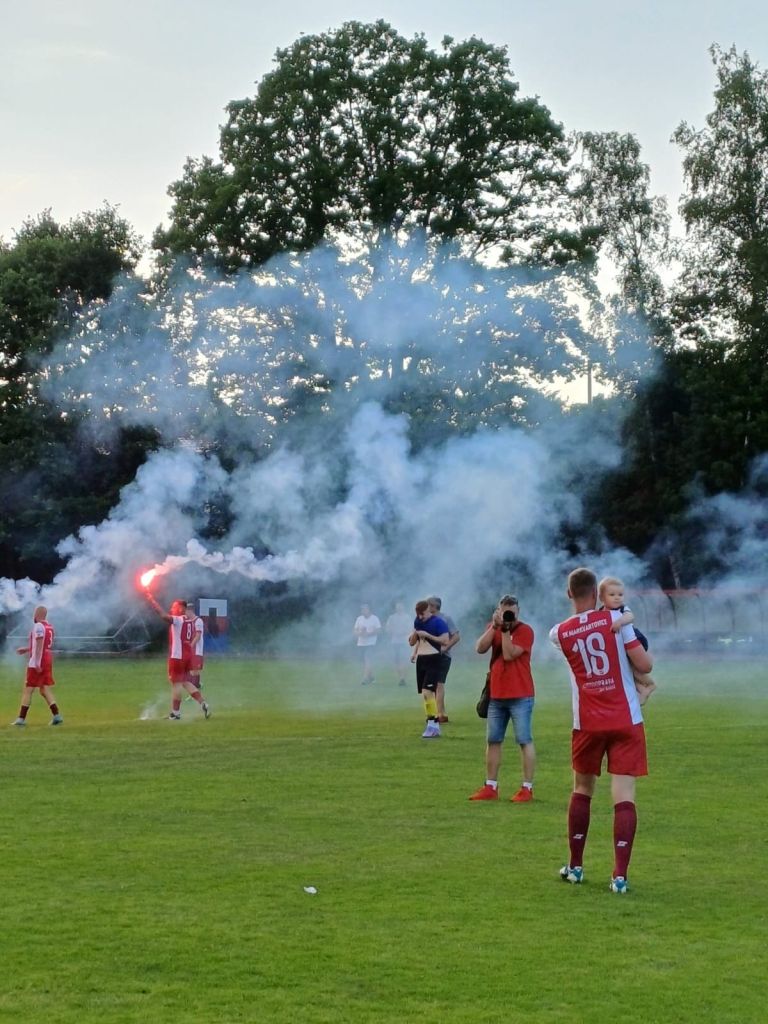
[487,697,534,745]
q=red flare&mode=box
[139,568,157,589]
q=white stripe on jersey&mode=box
[168,616,185,659]
[193,616,204,656]
[29,621,46,669]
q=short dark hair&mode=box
[427,595,442,609]
[499,595,518,607]
[415,599,429,615]
[568,568,597,599]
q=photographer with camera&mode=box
[469,595,536,802]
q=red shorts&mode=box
[572,724,648,777]
[168,656,193,684]
[185,656,204,685]
[26,665,55,688]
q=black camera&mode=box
[500,608,517,632]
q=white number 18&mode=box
[571,633,609,677]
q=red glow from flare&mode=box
[140,569,157,589]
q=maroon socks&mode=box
[568,792,592,867]
[613,801,637,879]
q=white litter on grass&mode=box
[303,886,318,895]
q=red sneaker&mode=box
[510,787,533,802]
[469,784,499,801]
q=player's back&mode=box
[552,609,642,731]
[30,620,55,660]
[41,620,54,655]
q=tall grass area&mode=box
[0,653,765,1023]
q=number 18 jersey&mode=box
[550,609,643,731]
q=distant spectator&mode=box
[354,603,381,685]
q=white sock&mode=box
[523,781,533,790]
[485,780,498,789]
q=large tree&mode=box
[571,132,672,327]
[672,45,768,350]
[0,207,152,581]
[154,21,588,270]
[588,50,768,583]
[0,206,142,411]
[668,46,768,498]
[568,131,674,399]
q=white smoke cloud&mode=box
[0,577,41,615]
[2,399,651,655]
[2,235,669,653]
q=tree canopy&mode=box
[673,45,768,352]
[155,21,588,269]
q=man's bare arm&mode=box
[145,592,172,623]
[500,627,525,662]
[475,625,495,654]
[443,630,461,653]
[627,644,652,675]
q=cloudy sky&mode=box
[2,0,766,245]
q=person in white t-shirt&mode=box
[354,603,381,685]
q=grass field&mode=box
[0,653,765,1023]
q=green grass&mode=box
[0,654,765,1023]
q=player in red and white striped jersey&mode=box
[13,606,63,726]
[550,567,653,893]
[185,602,205,689]
[145,593,210,721]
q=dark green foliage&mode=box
[0,207,154,581]
[0,207,142,385]
[571,131,673,345]
[590,47,768,582]
[672,45,768,351]
[155,21,589,270]
[592,341,768,586]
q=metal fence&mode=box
[630,590,768,652]
[7,611,154,656]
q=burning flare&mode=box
[139,568,157,589]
